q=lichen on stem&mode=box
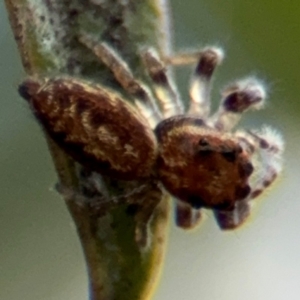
[4,0,171,299]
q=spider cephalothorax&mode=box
[19,36,284,233]
[155,116,253,211]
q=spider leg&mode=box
[164,51,203,66]
[175,200,202,229]
[214,126,284,229]
[58,180,162,250]
[210,78,266,131]
[188,47,224,117]
[213,199,251,230]
[134,183,163,249]
[79,35,162,128]
[141,49,183,118]
[247,126,284,199]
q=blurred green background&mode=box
[1,1,299,299]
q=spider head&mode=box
[155,116,254,211]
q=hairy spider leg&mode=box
[133,182,164,249]
[214,127,284,229]
[213,199,251,230]
[59,180,162,249]
[175,200,202,229]
[188,47,224,117]
[80,35,162,128]
[247,126,284,199]
[164,51,203,66]
[141,49,183,118]
[166,48,223,229]
[211,78,266,131]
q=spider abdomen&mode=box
[155,116,252,210]
[19,77,158,180]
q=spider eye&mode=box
[197,140,213,156]
[238,162,254,178]
[235,185,251,200]
[198,137,210,147]
[221,150,237,163]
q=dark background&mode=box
[1,1,299,299]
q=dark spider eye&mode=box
[235,185,251,200]
[238,162,254,178]
[222,150,237,163]
[198,138,210,147]
[197,138,213,156]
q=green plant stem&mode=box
[5,1,171,299]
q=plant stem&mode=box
[5,0,171,299]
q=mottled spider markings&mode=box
[19,35,284,234]
[19,77,157,180]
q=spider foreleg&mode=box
[141,49,183,117]
[57,179,162,250]
[133,183,164,249]
[164,51,203,66]
[188,47,224,117]
[211,78,266,131]
[79,35,162,128]
[247,126,284,199]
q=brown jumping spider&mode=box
[19,35,284,237]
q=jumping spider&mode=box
[19,35,284,240]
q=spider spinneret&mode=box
[19,35,284,235]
